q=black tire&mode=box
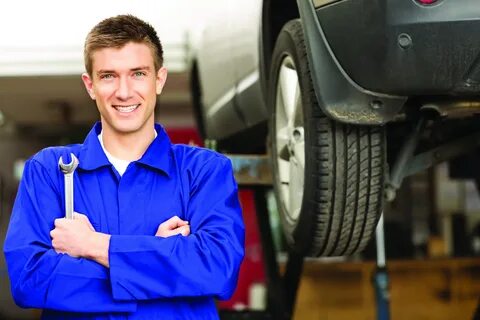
[269,19,386,257]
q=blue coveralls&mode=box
[3,122,245,319]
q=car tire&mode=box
[269,19,386,257]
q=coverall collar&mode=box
[79,122,172,177]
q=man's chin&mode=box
[114,127,140,135]
[106,123,141,135]
[101,116,153,136]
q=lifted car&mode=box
[188,0,480,257]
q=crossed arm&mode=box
[50,213,190,268]
[4,157,244,312]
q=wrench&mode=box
[58,153,79,220]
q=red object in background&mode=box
[165,127,203,147]
[218,189,266,310]
[165,127,266,309]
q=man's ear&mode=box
[81,73,96,100]
[156,67,168,95]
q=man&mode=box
[3,14,245,319]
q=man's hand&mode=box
[50,213,111,267]
[156,216,190,238]
[50,213,95,257]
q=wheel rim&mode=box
[275,56,305,224]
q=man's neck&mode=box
[101,124,156,162]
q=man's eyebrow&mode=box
[96,69,115,76]
[131,66,151,72]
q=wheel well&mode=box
[261,0,300,93]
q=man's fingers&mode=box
[73,212,84,220]
[169,226,190,237]
[179,225,190,236]
[165,215,182,228]
[155,225,191,238]
[177,219,189,226]
[54,218,65,227]
[157,229,176,238]
[74,212,95,231]
[161,216,189,229]
[156,216,190,237]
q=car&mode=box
[188,0,480,257]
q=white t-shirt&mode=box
[98,130,157,176]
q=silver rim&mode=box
[275,56,305,224]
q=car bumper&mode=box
[317,0,480,95]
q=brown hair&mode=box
[84,14,163,75]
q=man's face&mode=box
[82,42,167,136]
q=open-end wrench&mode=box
[58,153,79,220]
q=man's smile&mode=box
[112,104,140,113]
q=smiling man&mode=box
[3,15,245,320]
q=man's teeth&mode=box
[114,104,139,113]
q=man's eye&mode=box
[100,74,114,80]
[134,71,146,77]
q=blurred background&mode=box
[1,1,480,320]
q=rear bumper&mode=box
[318,0,480,95]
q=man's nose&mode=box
[115,77,132,100]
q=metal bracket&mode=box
[386,116,480,201]
[385,117,426,201]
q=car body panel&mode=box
[193,0,248,138]
[318,0,480,95]
[191,0,480,140]
[230,1,268,127]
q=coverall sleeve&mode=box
[109,156,245,301]
[3,159,137,312]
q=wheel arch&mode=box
[262,0,407,125]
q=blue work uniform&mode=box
[3,122,245,320]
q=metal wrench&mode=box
[58,153,79,220]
